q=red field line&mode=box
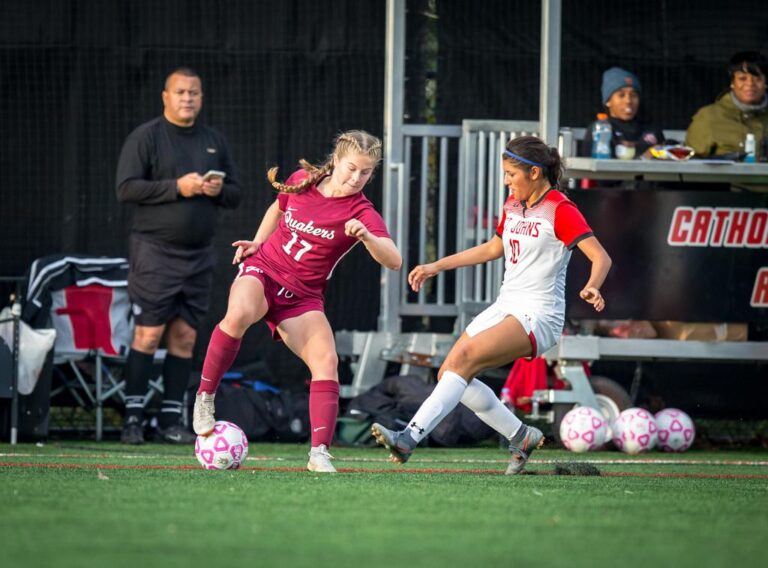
[0,462,201,470]
[2,461,767,479]
[3,453,768,467]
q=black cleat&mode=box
[154,423,197,444]
[120,418,144,445]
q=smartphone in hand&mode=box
[202,170,226,181]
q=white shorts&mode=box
[464,301,562,357]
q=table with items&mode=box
[565,157,768,184]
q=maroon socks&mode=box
[198,325,242,395]
[202,326,339,448]
[309,380,339,447]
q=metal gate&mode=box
[338,119,541,397]
[388,120,541,331]
[455,120,540,329]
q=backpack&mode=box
[261,390,310,443]
[344,374,495,447]
[206,384,310,443]
[213,385,273,440]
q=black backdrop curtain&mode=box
[0,0,386,386]
[434,0,768,129]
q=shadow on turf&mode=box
[524,462,601,476]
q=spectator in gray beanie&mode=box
[582,66,664,160]
[601,66,642,105]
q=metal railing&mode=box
[391,120,541,331]
[396,124,462,319]
[389,121,687,331]
[456,120,540,329]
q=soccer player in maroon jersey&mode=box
[372,135,612,474]
[193,131,402,472]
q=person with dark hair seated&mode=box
[582,67,665,160]
[686,51,768,160]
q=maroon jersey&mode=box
[249,170,390,299]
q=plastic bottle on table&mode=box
[591,112,612,159]
[744,133,756,163]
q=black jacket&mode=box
[116,117,242,248]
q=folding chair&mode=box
[22,254,164,440]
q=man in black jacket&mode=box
[116,67,242,444]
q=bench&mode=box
[533,336,768,423]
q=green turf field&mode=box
[1,441,767,568]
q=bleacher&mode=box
[339,118,768,429]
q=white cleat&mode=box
[193,392,216,436]
[307,444,337,473]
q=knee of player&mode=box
[438,357,477,381]
[445,343,477,368]
[222,307,258,333]
[132,328,163,353]
[314,350,339,373]
[172,333,197,353]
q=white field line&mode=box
[314,457,768,466]
[1,452,767,467]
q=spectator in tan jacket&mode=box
[686,51,768,160]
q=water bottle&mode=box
[10,294,22,317]
[744,133,756,163]
[591,112,612,159]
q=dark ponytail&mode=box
[503,135,564,189]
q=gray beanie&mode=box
[601,67,641,104]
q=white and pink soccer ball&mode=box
[612,408,658,454]
[655,408,695,452]
[195,421,249,470]
[559,406,609,453]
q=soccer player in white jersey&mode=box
[372,135,612,474]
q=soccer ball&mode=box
[559,406,609,452]
[655,408,695,452]
[612,408,658,454]
[195,421,249,470]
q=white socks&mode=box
[405,371,468,443]
[404,373,524,445]
[460,378,523,441]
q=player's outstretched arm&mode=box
[576,236,612,312]
[345,219,402,271]
[409,237,504,292]
[232,200,283,264]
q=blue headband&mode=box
[504,150,544,168]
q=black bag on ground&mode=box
[203,384,310,443]
[213,385,272,441]
[430,404,495,447]
[344,374,495,447]
[261,390,310,443]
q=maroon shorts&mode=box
[236,264,324,341]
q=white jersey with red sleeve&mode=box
[494,189,593,318]
[251,169,390,299]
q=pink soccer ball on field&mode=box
[195,420,249,470]
[612,408,658,454]
[559,406,609,453]
[655,408,695,452]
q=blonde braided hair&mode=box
[267,130,383,194]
